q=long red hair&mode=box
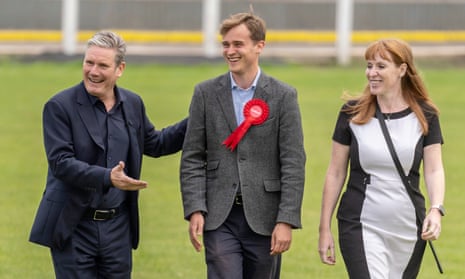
[344,39,439,134]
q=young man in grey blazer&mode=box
[180,12,306,279]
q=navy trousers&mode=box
[51,211,132,279]
[204,203,281,279]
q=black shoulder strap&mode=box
[375,105,415,210]
[375,103,443,274]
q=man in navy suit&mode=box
[180,12,306,278]
[29,30,187,278]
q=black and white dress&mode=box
[333,104,443,279]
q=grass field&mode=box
[0,57,463,278]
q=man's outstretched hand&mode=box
[110,161,148,191]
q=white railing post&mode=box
[62,0,79,56]
[202,0,220,58]
[335,0,354,66]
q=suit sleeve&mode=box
[130,95,187,158]
[143,116,188,158]
[180,85,208,220]
[276,87,306,228]
[43,99,109,192]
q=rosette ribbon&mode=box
[223,98,269,151]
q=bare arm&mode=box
[318,141,350,265]
[421,143,445,241]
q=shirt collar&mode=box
[87,87,123,106]
[230,68,261,90]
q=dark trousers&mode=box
[204,204,281,279]
[51,211,132,279]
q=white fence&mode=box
[2,0,465,64]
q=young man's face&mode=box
[222,23,264,76]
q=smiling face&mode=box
[82,46,125,100]
[365,52,406,97]
[222,23,264,78]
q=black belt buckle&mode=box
[235,195,243,205]
[93,209,116,221]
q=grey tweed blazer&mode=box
[180,72,306,235]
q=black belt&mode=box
[234,194,243,206]
[84,204,125,221]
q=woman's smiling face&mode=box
[365,52,406,96]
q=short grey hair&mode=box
[86,31,126,66]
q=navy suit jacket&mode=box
[29,82,187,250]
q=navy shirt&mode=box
[88,90,129,208]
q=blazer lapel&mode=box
[76,87,105,150]
[215,74,238,131]
[120,93,142,179]
[253,73,271,102]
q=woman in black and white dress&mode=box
[318,39,445,279]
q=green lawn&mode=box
[0,58,463,278]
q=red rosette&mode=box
[223,99,269,151]
[244,99,269,124]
